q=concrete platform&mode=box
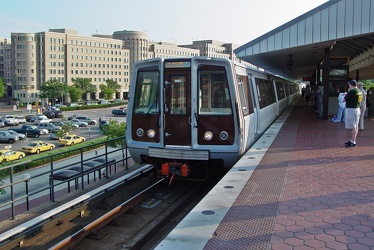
[156,97,374,249]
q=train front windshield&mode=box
[198,68,232,115]
[134,71,159,114]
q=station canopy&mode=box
[234,0,374,82]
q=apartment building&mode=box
[0,38,12,96]
[10,29,130,104]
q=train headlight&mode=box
[203,131,213,141]
[220,131,228,140]
[136,128,144,137]
[147,129,156,138]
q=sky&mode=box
[1,0,329,46]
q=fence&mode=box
[0,136,130,220]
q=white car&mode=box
[69,119,88,127]
[16,116,27,123]
[35,117,52,124]
[7,130,26,140]
[4,115,19,126]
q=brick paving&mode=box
[205,97,374,250]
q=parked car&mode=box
[51,121,79,129]
[44,108,63,118]
[35,113,48,119]
[25,114,36,122]
[69,119,88,127]
[7,130,26,140]
[50,133,60,140]
[0,131,19,143]
[52,109,63,118]
[67,114,78,120]
[22,141,55,154]
[37,123,61,133]
[34,117,52,124]
[58,134,86,146]
[0,119,5,128]
[4,115,19,126]
[75,116,97,125]
[16,116,26,123]
[112,109,127,117]
[43,109,56,118]
[0,149,25,164]
[11,125,47,138]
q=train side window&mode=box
[255,78,276,108]
[198,67,232,115]
[134,71,159,114]
[276,81,286,99]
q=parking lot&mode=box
[0,107,127,153]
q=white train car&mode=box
[126,57,298,179]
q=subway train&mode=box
[126,57,299,179]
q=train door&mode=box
[163,68,191,146]
[248,74,261,137]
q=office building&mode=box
[148,41,200,59]
[10,29,130,104]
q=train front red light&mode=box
[181,164,190,177]
[161,163,170,176]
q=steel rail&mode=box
[0,164,155,247]
[49,178,165,249]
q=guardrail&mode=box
[0,136,131,220]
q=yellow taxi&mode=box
[0,149,25,164]
[58,134,86,146]
[22,141,56,154]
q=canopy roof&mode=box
[235,0,374,81]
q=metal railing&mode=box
[0,136,130,221]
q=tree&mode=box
[100,79,121,100]
[362,80,374,90]
[67,86,83,103]
[39,80,68,105]
[71,77,96,97]
[0,78,6,98]
[102,120,126,149]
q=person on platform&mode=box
[333,87,346,122]
[344,80,363,147]
[357,81,367,131]
[304,85,311,103]
[315,85,324,118]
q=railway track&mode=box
[0,165,221,249]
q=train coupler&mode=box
[161,162,190,178]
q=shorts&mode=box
[345,108,360,129]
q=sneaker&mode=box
[346,141,357,147]
[345,140,352,145]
